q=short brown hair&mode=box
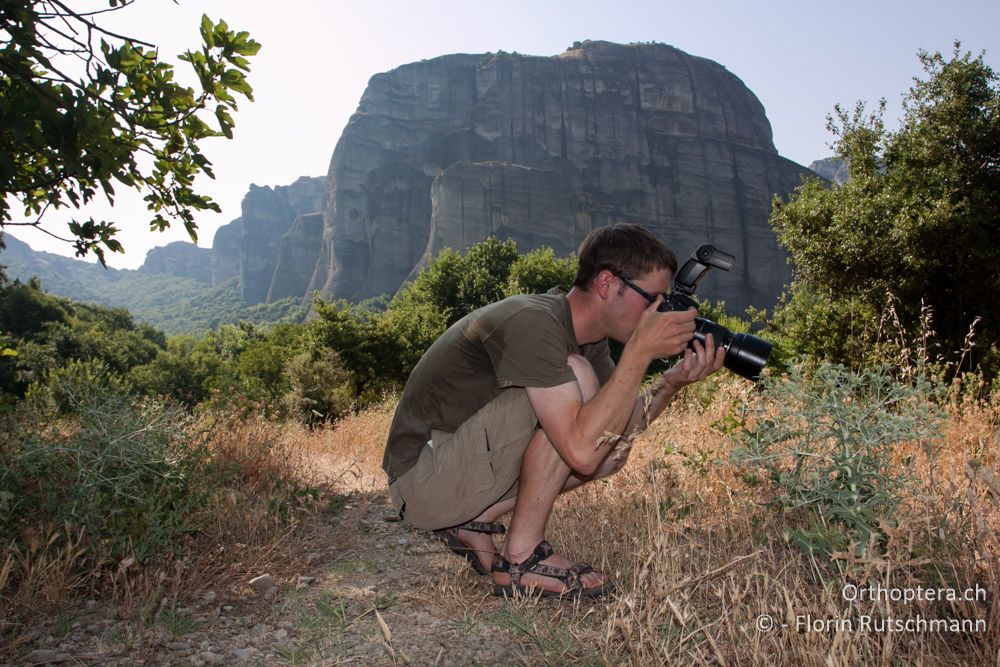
[572,224,677,290]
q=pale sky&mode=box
[8,0,999,269]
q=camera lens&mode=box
[725,333,772,381]
[692,317,771,381]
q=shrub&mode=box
[731,362,945,556]
[281,348,355,425]
[1,377,209,563]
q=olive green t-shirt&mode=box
[382,290,614,479]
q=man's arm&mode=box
[622,333,726,439]
[525,301,698,476]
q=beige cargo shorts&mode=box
[388,387,538,530]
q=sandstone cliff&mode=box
[310,40,816,315]
[207,177,325,303]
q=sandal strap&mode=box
[492,544,609,596]
[457,520,506,535]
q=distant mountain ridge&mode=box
[0,234,305,335]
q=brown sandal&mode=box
[433,521,505,576]
[491,540,615,599]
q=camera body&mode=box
[657,245,771,381]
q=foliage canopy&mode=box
[769,44,1000,378]
[0,0,260,264]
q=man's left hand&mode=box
[663,333,726,389]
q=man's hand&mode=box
[628,299,698,361]
[662,332,726,389]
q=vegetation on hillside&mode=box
[0,234,307,335]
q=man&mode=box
[383,224,725,597]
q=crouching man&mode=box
[382,224,724,598]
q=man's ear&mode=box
[594,269,616,299]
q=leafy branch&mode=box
[0,0,261,265]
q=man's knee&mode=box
[566,354,599,402]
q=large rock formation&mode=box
[310,40,816,315]
[809,157,848,185]
[267,211,325,301]
[139,241,212,283]
[209,176,325,303]
[211,220,241,287]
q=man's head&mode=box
[572,224,677,290]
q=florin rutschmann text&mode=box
[754,584,989,635]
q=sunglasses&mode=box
[615,274,660,304]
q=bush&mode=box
[1,376,209,563]
[281,348,355,425]
[731,362,945,556]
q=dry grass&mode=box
[297,376,997,664]
[0,406,376,652]
[2,381,996,664]
[385,376,996,665]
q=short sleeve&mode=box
[482,308,576,388]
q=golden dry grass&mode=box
[318,378,998,665]
[2,382,995,665]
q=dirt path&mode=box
[5,489,568,666]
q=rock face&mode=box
[211,220,242,287]
[139,241,212,283]
[239,177,325,304]
[310,40,816,315]
[267,211,325,301]
[809,157,848,185]
[208,177,325,302]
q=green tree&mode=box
[281,347,354,425]
[769,44,1000,377]
[0,1,260,264]
[504,246,577,296]
[0,275,164,398]
[399,237,520,326]
[127,334,221,406]
[311,238,582,403]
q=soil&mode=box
[3,490,569,666]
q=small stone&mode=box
[249,623,267,637]
[27,650,58,663]
[201,651,224,664]
[167,641,191,651]
[202,590,217,604]
[274,628,288,640]
[234,648,254,660]
[248,574,277,599]
[223,605,234,612]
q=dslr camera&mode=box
[658,245,771,381]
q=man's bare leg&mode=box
[452,355,609,593]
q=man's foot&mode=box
[433,521,505,575]
[492,540,614,598]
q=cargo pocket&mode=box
[433,427,496,496]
